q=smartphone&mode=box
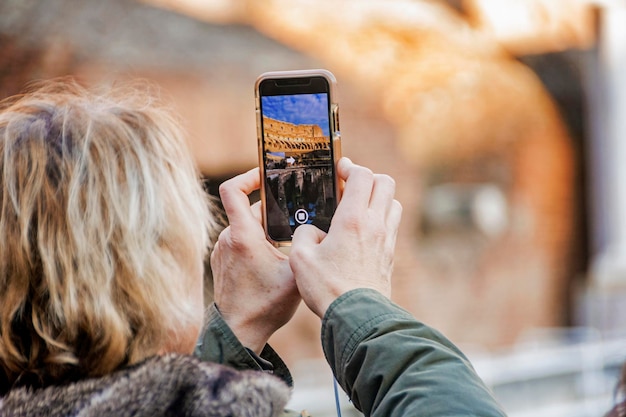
[255,69,342,247]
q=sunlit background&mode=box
[1,0,624,415]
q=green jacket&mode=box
[196,289,507,417]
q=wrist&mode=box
[229,324,270,355]
[218,311,271,355]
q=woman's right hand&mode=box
[289,158,403,318]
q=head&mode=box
[0,79,218,393]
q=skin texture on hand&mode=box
[290,157,403,318]
[211,168,301,354]
[211,157,402,352]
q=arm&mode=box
[209,167,300,354]
[322,289,506,417]
[196,168,300,386]
[290,158,506,416]
[195,303,293,387]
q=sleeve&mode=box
[321,289,507,417]
[195,303,293,387]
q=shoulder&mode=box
[1,354,290,417]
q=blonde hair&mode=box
[0,78,217,393]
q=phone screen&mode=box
[259,76,338,242]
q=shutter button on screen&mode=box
[295,209,309,224]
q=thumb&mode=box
[291,224,326,250]
[290,225,324,284]
[289,224,326,260]
[289,225,329,318]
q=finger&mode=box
[336,156,352,179]
[291,224,326,251]
[250,200,263,223]
[210,230,226,270]
[387,200,403,231]
[212,227,231,253]
[380,201,402,274]
[335,158,374,215]
[210,239,219,263]
[219,168,261,232]
[249,200,287,255]
[386,200,403,247]
[369,174,396,213]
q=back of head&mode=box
[0,78,216,394]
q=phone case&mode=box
[255,69,342,248]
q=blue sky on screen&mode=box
[261,93,330,136]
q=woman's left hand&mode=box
[210,168,301,354]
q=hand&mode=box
[289,158,403,318]
[211,168,301,354]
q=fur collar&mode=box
[0,354,290,416]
